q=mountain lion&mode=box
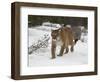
[51,27,75,59]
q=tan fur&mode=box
[51,27,75,59]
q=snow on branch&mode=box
[28,34,50,54]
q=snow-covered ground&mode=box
[28,26,88,67]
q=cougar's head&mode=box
[51,29,61,40]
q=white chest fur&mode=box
[56,37,63,46]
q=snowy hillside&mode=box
[28,26,88,67]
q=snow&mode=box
[28,26,88,67]
[42,22,61,28]
[28,27,50,47]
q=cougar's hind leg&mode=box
[75,39,78,44]
[70,39,74,52]
[65,46,69,54]
[58,44,65,56]
[70,45,74,52]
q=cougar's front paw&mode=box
[51,57,56,59]
[57,54,63,56]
